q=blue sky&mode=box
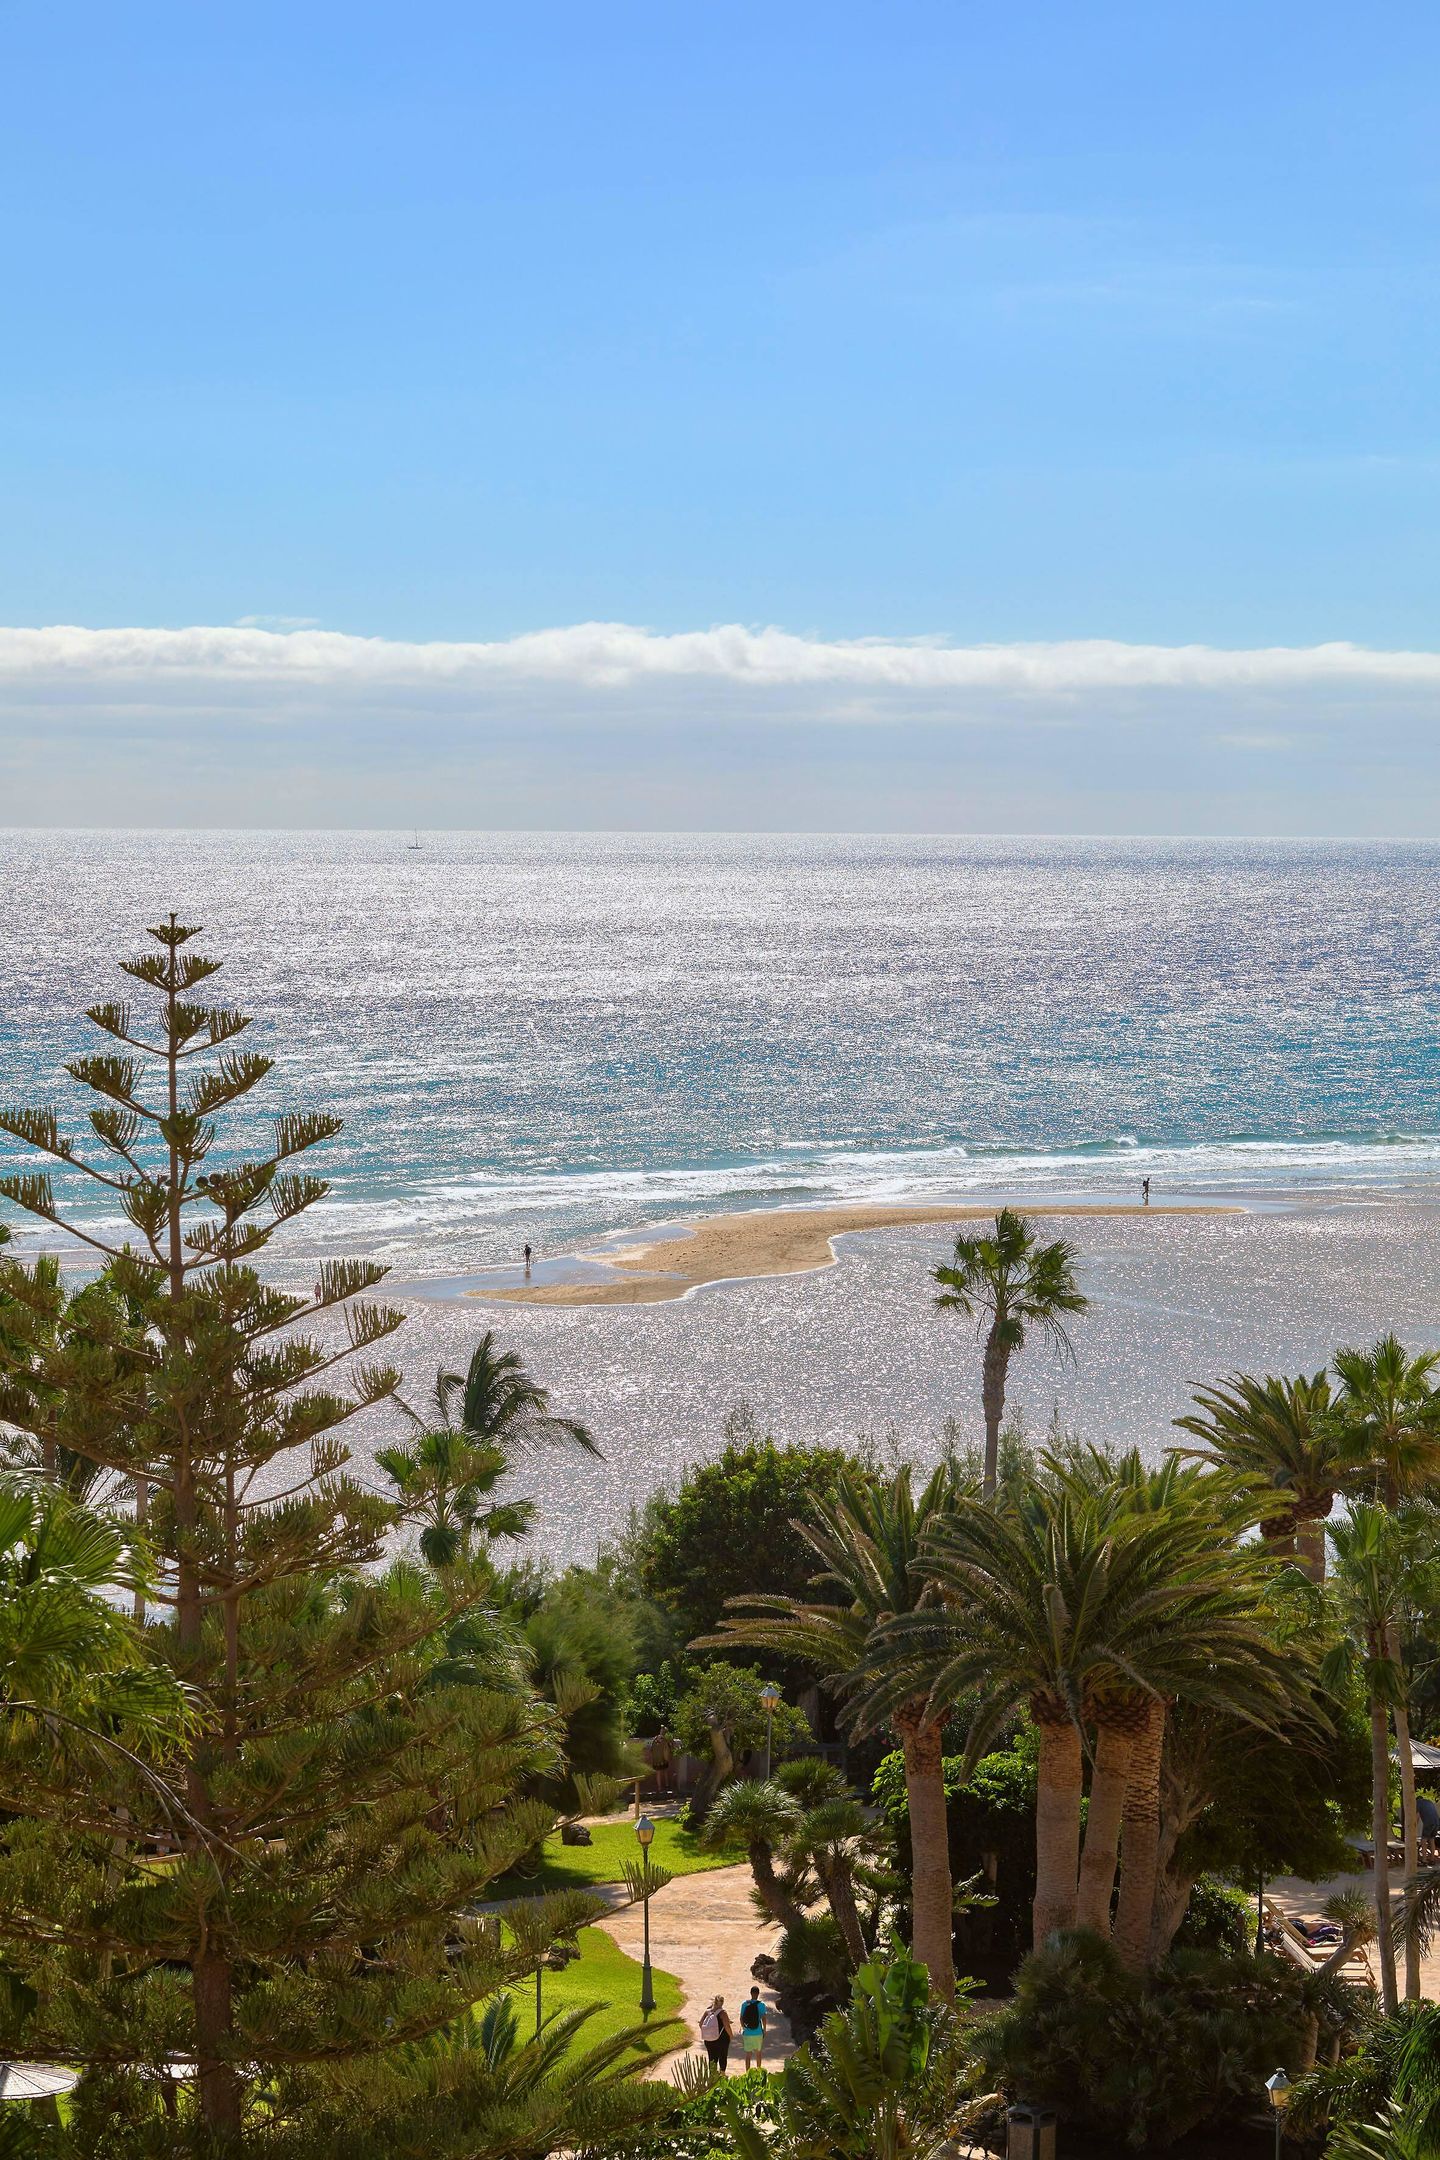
[3,2,1440,827]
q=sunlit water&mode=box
[3,831,1439,1556]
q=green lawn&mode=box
[489,1815,737,1896]
[505,1922,686,2059]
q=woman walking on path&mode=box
[699,1995,732,2072]
[738,1985,768,2067]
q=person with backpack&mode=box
[698,1994,732,2072]
[738,1985,768,2065]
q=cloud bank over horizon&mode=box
[6,619,1440,705]
[3,618,1439,833]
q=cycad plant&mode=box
[285,1987,682,2160]
[702,1463,962,1999]
[932,1209,1088,1497]
[723,1946,974,2160]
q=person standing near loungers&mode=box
[699,1995,732,2072]
[738,1986,768,2066]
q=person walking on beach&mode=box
[699,1995,732,2073]
[738,1985,768,2067]
[1142,1177,1150,1206]
[523,1242,532,1276]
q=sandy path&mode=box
[596,1861,799,2082]
[1268,1865,1440,1998]
[481,1200,1236,1309]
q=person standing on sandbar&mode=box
[523,1242,532,1276]
[1142,1178,1150,1206]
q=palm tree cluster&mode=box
[1181,1334,1440,2010]
[713,1215,1440,2053]
[720,1444,1309,1989]
[700,1757,892,1990]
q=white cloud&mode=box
[3,621,1440,702]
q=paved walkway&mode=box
[596,1860,799,2083]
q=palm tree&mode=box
[700,1462,962,2000]
[1334,1337,1440,1508]
[0,1476,192,1766]
[1325,1503,1440,2011]
[788,1787,875,1969]
[864,1456,1296,1953]
[699,1777,806,1927]
[378,1332,599,1568]
[0,1254,139,1503]
[1333,1335,1440,1998]
[1052,1445,1300,1946]
[932,1209,1088,1497]
[1172,1369,1350,1580]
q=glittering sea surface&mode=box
[3,830,1440,1558]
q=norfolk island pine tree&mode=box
[0,917,677,2157]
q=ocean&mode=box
[3,830,1440,1556]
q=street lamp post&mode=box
[1265,2069,1291,2160]
[635,1815,656,2020]
[760,1682,782,1780]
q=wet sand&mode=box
[480,1200,1238,1308]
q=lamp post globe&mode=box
[1265,2069,1291,2160]
[760,1683,782,1780]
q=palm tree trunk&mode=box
[896,1709,955,2002]
[1295,1507,1327,1584]
[1113,1699,1165,1970]
[750,1843,806,1931]
[819,1856,869,1968]
[1076,1722,1133,1933]
[1370,1689,1399,2015]
[981,1330,1007,1500]
[1032,1711,1082,1947]
[1389,1621,1421,2001]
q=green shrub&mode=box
[873,1728,1037,1964]
[1172,1874,1252,1956]
[980,1931,1315,2150]
[625,1419,867,1660]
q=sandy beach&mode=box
[481,1200,1238,1308]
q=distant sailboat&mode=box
[407,830,423,850]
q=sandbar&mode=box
[479,1200,1239,1308]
